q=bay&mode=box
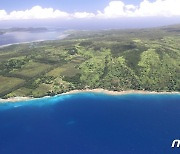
[0,31,64,46]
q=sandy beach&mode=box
[0,89,180,103]
[0,40,45,49]
[64,89,180,96]
[0,97,32,103]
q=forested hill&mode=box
[0,25,179,98]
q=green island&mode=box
[0,25,180,99]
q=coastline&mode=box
[0,89,180,103]
[0,32,69,49]
[0,40,45,49]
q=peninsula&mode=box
[0,25,179,99]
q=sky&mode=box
[0,0,143,12]
[0,0,180,21]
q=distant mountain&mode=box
[160,24,180,33]
[0,31,5,35]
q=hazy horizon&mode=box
[1,17,180,30]
[1,0,180,30]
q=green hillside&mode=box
[0,25,180,98]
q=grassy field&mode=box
[47,67,65,77]
[11,61,52,78]
[0,76,24,95]
[59,63,80,77]
[32,84,51,97]
[47,57,83,77]
[6,87,32,97]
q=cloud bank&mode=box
[98,0,180,18]
[0,0,180,20]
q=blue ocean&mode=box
[0,93,180,154]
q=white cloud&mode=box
[73,12,95,18]
[0,0,180,20]
[136,0,180,17]
[98,0,180,18]
[0,10,7,20]
[101,1,125,18]
[0,6,95,20]
[2,6,69,20]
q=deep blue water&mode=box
[0,93,180,154]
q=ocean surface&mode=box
[0,93,180,154]
[0,31,64,46]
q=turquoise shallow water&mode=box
[0,93,180,154]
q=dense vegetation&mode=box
[0,25,179,98]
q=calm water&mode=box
[0,93,180,154]
[0,31,64,46]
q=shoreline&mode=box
[0,40,45,49]
[0,32,69,49]
[0,89,180,103]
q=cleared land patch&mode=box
[11,61,52,78]
[6,87,32,97]
[0,76,24,94]
[47,63,80,78]
[32,84,51,97]
[47,58,82,78]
